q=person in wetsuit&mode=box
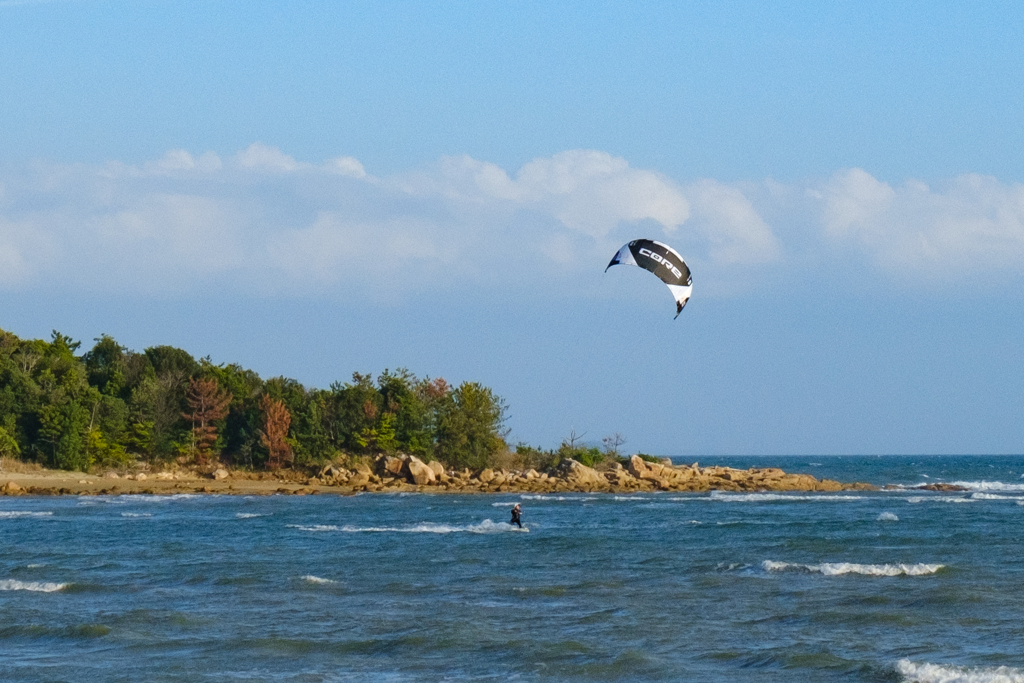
[510,503,522,528]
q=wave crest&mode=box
[0,579,69,592]
[896,659,1024,682]
[763,560,943,576]
[709,492,864,502]
[907,497,973,504]
[338,520,527,534]
[301,575,338,585]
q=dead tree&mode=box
[260,394,293,470]
[182,377,232,468]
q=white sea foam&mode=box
[708,491,864,502]
[971,492,1024,501]
[491,502,520,508]
[907,497,974,504]
[120,512,152,518]
[236,513,267,518]
[301,575,338,585]
[877,512,899,521]
[0,579,68,592]
[0,511,54,519]
[896,659,1024,682]
[944,481,1024,493]
[717,562,750,571]
[339,519,527,534]
[85,494,198,504]
[287,524,341,532]
[612,496,651,501]
[763,560,944,576]
[26,564,46,568]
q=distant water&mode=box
[4,455,1024,682]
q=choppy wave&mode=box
[0,511,54,519]
[236,513,268,518]
[938,481,1024,493]
[907,497,974,504]
[120,512,152,518]
[301,575,338,585]
[877,512,899,521]
[896,659,1024,682]
[84,494,198,505]
[286,524,341,532]
[763,561,944,576]
[971,492,1024,501]
[709,491,864,502]
[0,579,69,592]
[337,520,527,534]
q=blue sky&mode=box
[1,1,1022,455]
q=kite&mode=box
[605,239,692,318]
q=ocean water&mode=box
[3,455,1024,682]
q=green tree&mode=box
[435,382,507,470]
[38,399,91,471]
[83,335,127,397]
[332,373,382,452]
[0,425,20,458]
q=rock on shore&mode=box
[1,453,877,497]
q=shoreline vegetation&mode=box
[0,326,878,497]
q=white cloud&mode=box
[684,180,780,264]
[0,217,58,286]
[266,213,447,290]
[234,143,302,172]
[818,168,1024,274]
[91,193,244,274]
[143,150,222,175]
[324,156,367,179]
[403,150,691,240]
[1,147,1022,300]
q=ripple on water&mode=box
[0,624,111,639]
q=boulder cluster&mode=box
[0,454,878,496]
[302,454,875,494]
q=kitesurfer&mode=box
[510,503,522,528]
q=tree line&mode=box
[0,328,508,473]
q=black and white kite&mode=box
[605,239,693,318]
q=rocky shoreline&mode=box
[0,454,878,497]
